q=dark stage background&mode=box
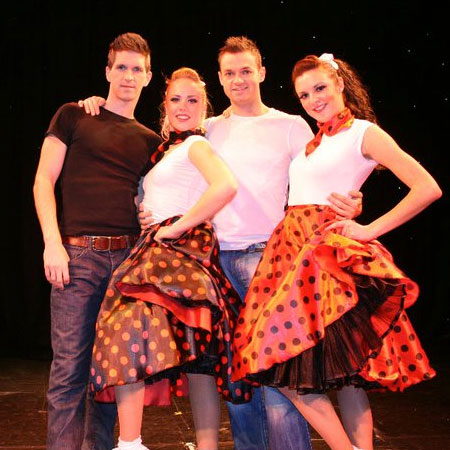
[2,1,448,361]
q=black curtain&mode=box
[2,1,448,360]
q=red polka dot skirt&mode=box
[232,205,435,393]
[89,216,252,404]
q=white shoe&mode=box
[113,436,149,450]
[112,447,148,450]
[184,443,197,450]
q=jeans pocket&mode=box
[64,244,89,261]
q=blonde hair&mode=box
[160,67,212,139]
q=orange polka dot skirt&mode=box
[232,205,435,393]
[90,216,252,404]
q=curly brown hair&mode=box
[291,55,376,123]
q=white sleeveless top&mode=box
[142,135,209,224]
[288,119,378,206]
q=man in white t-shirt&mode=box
[204,36,362,450]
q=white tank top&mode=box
[142,135,208,224]
[288,119,378,206]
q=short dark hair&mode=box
[107,32,151,71]
[218,36,262,68]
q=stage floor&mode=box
[0,351,448,450]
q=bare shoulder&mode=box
[363,124,395,144]
[362,124,400,158]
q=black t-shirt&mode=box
[46,103,161,236]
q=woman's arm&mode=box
[78,96,106,115]
[154,140,238,241]
[331,125,442,241]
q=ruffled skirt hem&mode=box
[232,205,435,393]
[90,217,252,404]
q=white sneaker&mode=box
[112,447,148,450]
[112,436,149,450]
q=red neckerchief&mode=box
[151,128,206,164]
[305,108,355,156]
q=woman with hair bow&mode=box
[232,53,442,450]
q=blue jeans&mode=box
[47,243,130,450]
[220,243,312,450]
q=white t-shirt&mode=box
[142,135,208,224]
[205,108,313,250]
[288,119,378,206]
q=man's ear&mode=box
[259,66,266,83]
[144,71,152,87]
[218,70,224,87]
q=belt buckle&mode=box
[92,236,111,251]
[247,241,267,253]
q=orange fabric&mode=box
[232,205,435,392]
[306,108,355,156]
[90,217,252,405]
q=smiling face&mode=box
[218,51,265,112]
[106,50,152,104]
[164,77,206,132]
[294,67,345,123]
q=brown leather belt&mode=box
[62,235,138,251]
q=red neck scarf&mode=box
[151,128,206,164]
[305,108,355,156]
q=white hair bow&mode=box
[319,53,339,70]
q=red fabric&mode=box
[93,377,189,406]
[151,128,205,164]
[117,283,213,331]
[90,217,252,405]
[232,205,435,392]
[306,108,355,156]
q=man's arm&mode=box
[328,191,363,219]
[33,135,70,289]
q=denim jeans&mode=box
[220,243,312,450]
[47,243,130,450]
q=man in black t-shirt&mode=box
[33,33,161,450]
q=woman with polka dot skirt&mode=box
[232,54,442,450]
[89,68,249,450]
